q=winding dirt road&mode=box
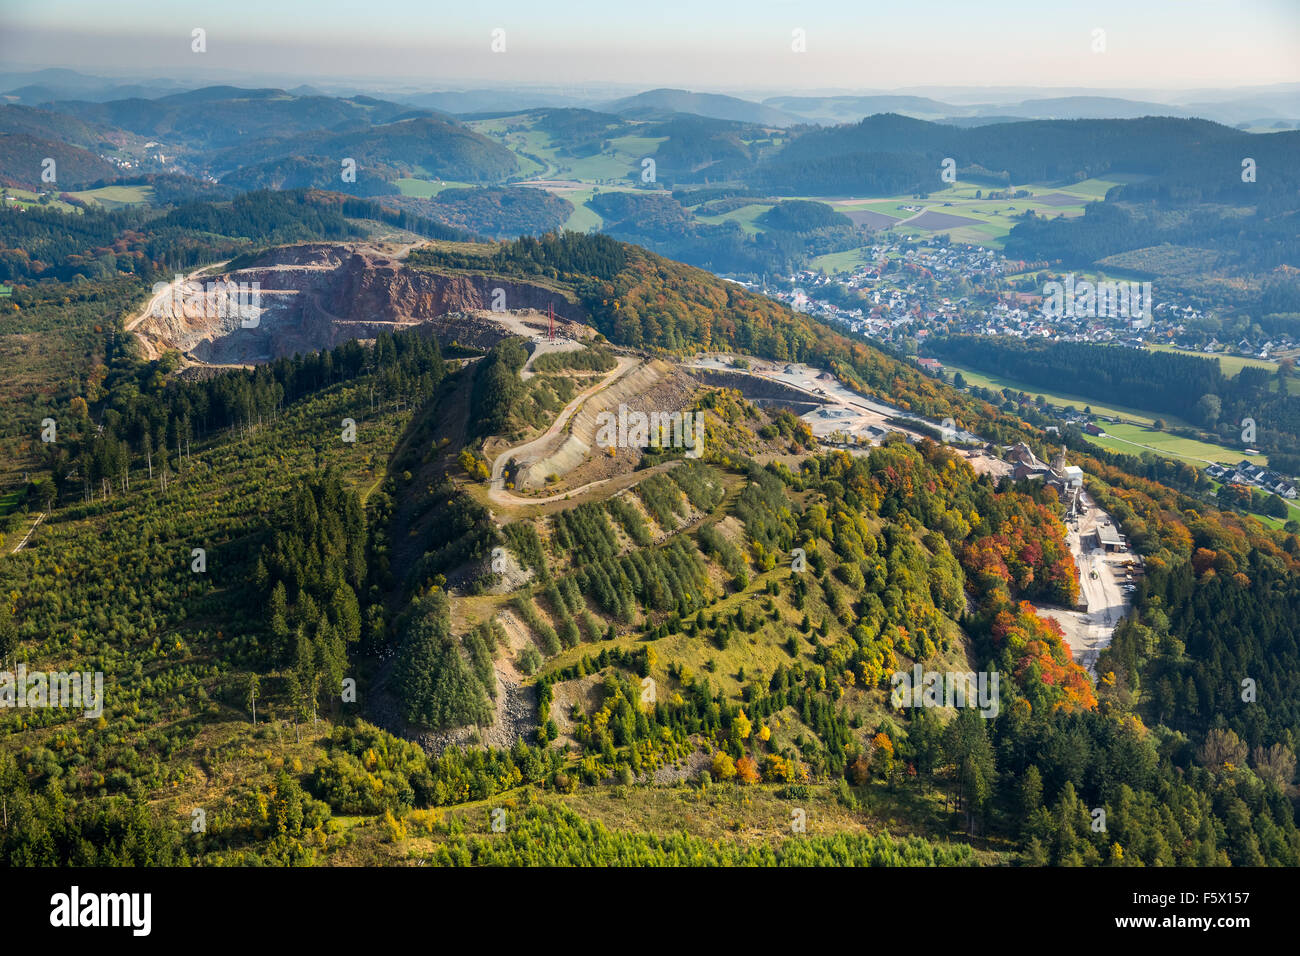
[124,262,230,362]
[487,356,639,507]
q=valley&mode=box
[1,32,1298,887]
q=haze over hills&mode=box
[762,94,966,124]
[0,67,195,105]
[4,68,1299,126]
[600,89,805,126]
[0,88,519,195]
[3,81,1296,311]
[7,0,1300,918]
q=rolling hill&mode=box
[602,88,801,126]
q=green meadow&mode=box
[1083,421,1266,467]
[1146,343,1279,379]
[694,202,774,235]
[394,179,473,198]
[3,188,78,213]
[69,184,156,208]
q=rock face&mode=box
[688,367,828,413]
[136,243,587,364]
[512,359,699,491]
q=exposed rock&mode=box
[135,242,588,364]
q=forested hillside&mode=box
[0,188,468,283]
[12,85,1296,297]
[407,232,1026,438]
[1,207,1297,867]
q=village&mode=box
[1206,460,1299,500]
[741,235,1295,363]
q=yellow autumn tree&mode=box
[711,750,736,780]
[872,732,895,778]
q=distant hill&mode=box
[531,107,626,138]
[0,132,117,189]
[640,114,764,184]
[758,199,852,232]
[984,96,1198,120]
[1179,91,1300,125]
[44,87,419,150]
[0,69,193,106]
[213,114,518,186]
[399,89,592,114]
[763,94,966,124]
[602,89,800,126]
[756,114,1250,195]
[0,68,105,92]
[390,186,573,238]
[765,91,1300,126]
[27,87,516,190]
[0,104,121,149]
[218,155,401,196]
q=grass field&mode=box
[943,361,1180,426]
[1146,343,1280,378]
[694,202,774,235]
[810,246,881,271]
[1205,479,1300,529]
[946,361,1266,469]
[1082,421,1266,467]
[554,150,641,183]
[1054,177,1125,200]
[810,179,1115,250]
[0,489,23,518]
[563,187,605,232]
[512,153,548,178]
[394,178,472,198]
[68,184,156,208]
[3,188,78,213]
[470,115,666,184]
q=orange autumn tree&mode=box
[991,601,1097,714]
[961,496,1079,607]
[735,755,761,784]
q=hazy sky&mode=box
[2,0,1298,93]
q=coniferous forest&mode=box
[1,9,1298,911]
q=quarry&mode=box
[128,241,589,365]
